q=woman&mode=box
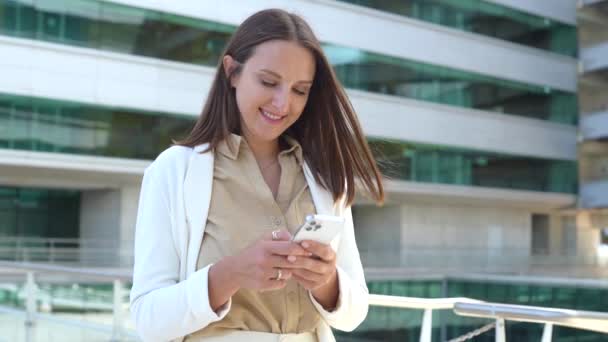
[130,8,384,342]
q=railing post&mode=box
[25,271,37,342]
[419,309,432,342]
[495,318,506,342]
[541,323,553,342]
[111,279,125,342]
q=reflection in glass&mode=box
[338,0,577,56]
[348,280,608,341]
[0,93,577,194]
[0,186,80,238]
[0,0,577,124]
[0,94,194,160]
[370,139,577,193]
[0,0,233,66]
[324,44,577,124]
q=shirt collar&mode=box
[216,133,303,165]
[281,135,304,166]
[216,133,243,160]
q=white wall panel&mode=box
[352,90,576,161]
[0,37,209,115]
[0,37,576,161]
[581,41,608,73]
[102,0,577,92]
[581,110,608,139]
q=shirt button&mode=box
[272,217,283,226]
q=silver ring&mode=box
[271,230,280,241]
[275,268,282,281]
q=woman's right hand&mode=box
[229,229,311,291]
[208,229,311,311]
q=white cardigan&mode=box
[129,144,369,342]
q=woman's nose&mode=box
[272,89,290,115]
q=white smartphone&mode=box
[292,214,345,244]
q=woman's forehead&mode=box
[246,40,315,82]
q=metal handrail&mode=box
[454,301,608,334]
[0,261,134,342]
[369,294,608,342]
[0,237,134,267]
[369,294,483,309]
[0,261,132,281]
[0,236,132,245]
[0,262,607,342]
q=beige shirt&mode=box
[185,134,320,340]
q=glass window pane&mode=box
[337,0,577,57]
[0,93,194,160]
[0,186,80,240]
[325,43,577,125]
[0,0,18,34]
[364,280,608,341]
[98,2,149,54]
[0,0,577,124]
[40,10,62,41]
[63,0,101,47]
[17,1,37,38]
[370,139,577,193]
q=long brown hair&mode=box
[176,9,384,206]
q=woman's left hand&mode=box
[286,240,339,309]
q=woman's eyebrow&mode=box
[259,69,313,84]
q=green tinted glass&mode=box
[356,280,608,342]
[370,139,577,194]
[0,186,79,239]
[324,43,577,124]
[0,0,577,125]
[338,0,577,57]
[0,93,194,160]
[0,0,233,65]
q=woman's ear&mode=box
[222,55,240,87]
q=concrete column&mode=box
[352,205,401,267]
[548,214,565,255]
[79,185,140,267]
[80,189,121,266]
[398,202,530,272]
[119,185,140,267]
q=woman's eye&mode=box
[294,88,308,96]
[261,80,276,87]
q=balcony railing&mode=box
[2,238,606,277]
[0,237,133,267]
[1,261,607,341]
[359,247,608,278]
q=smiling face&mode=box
[224,39,316,146]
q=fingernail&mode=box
[302,242,310,248]
[288,255,296,262]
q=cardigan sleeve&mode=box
[309,206,369,331]
[129,159,230,342]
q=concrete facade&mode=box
[0,0,601,279]
[79,187,139,267]
[577,0,608,249]
[352,198,592,275]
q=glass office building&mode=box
[0,0,605,340]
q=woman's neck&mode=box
[243,133,280,165]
